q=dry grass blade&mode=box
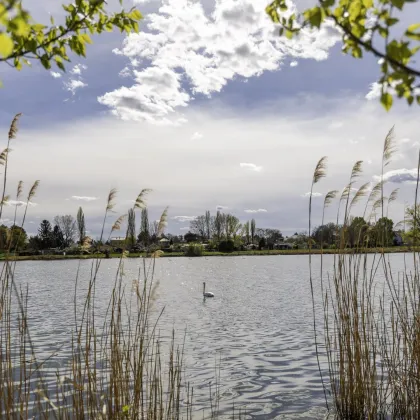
[383,125,396,167]
[8,113,22,140]
[388,188,399,204]
[158,207,168,237]
[313,156,328,184]
[106,188,117,211]
[134,188,152,209]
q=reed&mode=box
[310,126,420,418]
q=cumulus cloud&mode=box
[50,71,62,78]
[244,208,267,213]
[301,192,322,198]
[70,64,87,76]
[65,79,87,95]
[290,60,298,67]
[71,196,98,202]
[373,168,418,184]
[240,162,262,172]
[119,67,132,78]
[99,0,341,123]
[191,131,203,140]
[173,215,196,222]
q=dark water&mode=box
[12,254,408,419]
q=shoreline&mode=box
[1,247,418,261]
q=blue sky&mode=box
[0,0,419,238]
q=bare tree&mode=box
[76,207,86,244]
[243,221,250,244]
[127,208,136,249]
[190,215,206,239]
[54,215,76,247]
[205,210,212,240]
[214,211,223,242]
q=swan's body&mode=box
[203,282,214,298]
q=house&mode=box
[110,237,126,247]
[159,238,170,249]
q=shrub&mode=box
[218,240,235,253]
[184,243,203,257]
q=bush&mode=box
[184,243,203,257]
[218,240,235,253]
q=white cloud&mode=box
[365,82,382,100]
[7,200,37,207]
[71,196,98,202]
[50,71,62,78]
[173,215,196,222]
[244,208,267,213]
[100,0,341,123]
[240,162,262,172]
[290,60,298,67]
[65,79,87,95]
[191,131,203,140]
[373,168,418,184]
[328,121,343,130]
[119,67,132,78]
[301,192,322,198]
[70,64,87,76]
[180,226,190,230]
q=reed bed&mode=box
[310,126,420,419]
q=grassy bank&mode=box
[3,246,419,260]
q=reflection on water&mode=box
[12,254,402,418]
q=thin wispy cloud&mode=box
[99,0,341,123]
[240,163,262,172]
[71,196,98,202]
[70,64,87,76]
[180,226,189,230]
[216,205,228,211]
[6,200,37,207]
[173,215,196,222]
[244,208,267,213]
[65,79,87,95]
[301,192,323,198]
[191,132,203,140]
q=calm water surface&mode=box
[12,254,408,419]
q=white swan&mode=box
[203,282,214,298]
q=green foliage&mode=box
[218,239,235,253]
[0,0,142,81]
[184,243,203,257]
[266,0,420,110]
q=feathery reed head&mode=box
[350,182,371,208]
[8,113,22,141]
[106,188,117,212]
[157,207,168,237]
[383,125,396,167]
[111,214,127,232]
[388,188,399,204]
[340,185,351,202]
[134,188,152,210]
[324,190,338,208]
[367,181,382,203]
[350,160,363,183]
[312,156,328,184]
[0,148,9,166]
[1,195,10,206]
[16,181,23,200]
[27,180,40,201]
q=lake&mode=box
[11,254,407,419]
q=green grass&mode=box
[3,246,419,261]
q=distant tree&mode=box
[54,215,76,248]
[347,217,368,248]
[243,221,250,244]
[28,235,42,251]
[38,219,53,249]
[258,237,266,250]
[265,228,283,246]
[127,208,136,249]
[76,207,86,245]
[218,240,235,253]
[138,208,149,245]
[214,211,224,242]
[224,214,241,240]
[0,224,8,250]
[250,218,256,244]
[312,223,337,247]
[9,225,27,250]
[190,215,206,239]
[51,225,65,249]
[184,232,199,243]
[205,210,213,240]
[149,220,159,244]
[374,217,394,247]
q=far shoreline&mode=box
[1,247,419,261]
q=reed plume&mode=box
[134,188,152,210]
[158,207,168,237]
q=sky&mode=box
[0,0,420,238]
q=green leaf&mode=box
[304,7,323,28]
[390,0,404,9]
[362,0,373,7]
[285,29,293,39]
[417,96,420,105]
[407,23,420,32]
[0,33,14,58]
[378,26,389,38]
[381,92,393,111]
